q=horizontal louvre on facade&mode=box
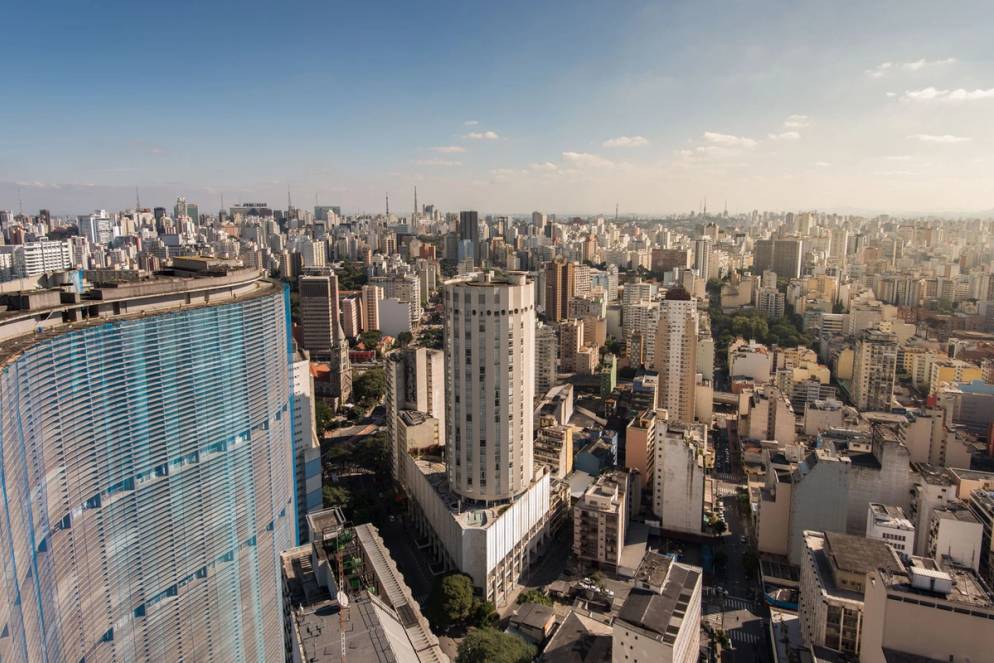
[0,288,295,663]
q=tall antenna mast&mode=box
[413,186,418,220]
[385,193,390,217]
[287,185,292,211]
[135,187,141,211]
[615,202,618,222]
[17,187,23,216]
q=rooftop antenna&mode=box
[385,193,390,217]
[704,197,708,216]
[413,186,418,219]
[615,202,619,222]
[17,186,23,216]
[135,187,141,211]
[724,199,728,216]
[287,185,292,211]
[220,192,225,214]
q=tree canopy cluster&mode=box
[426,574,499,634]
[352,367,387,408]
[456,628,535,663]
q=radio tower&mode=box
[385,193,390,217]
[413,186,418,221]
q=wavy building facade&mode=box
[0,259,296,662]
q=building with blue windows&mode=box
[0,258,297,662]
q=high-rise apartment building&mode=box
[385,346,445,482]
[573,469,630,569]
[653,294,699,424]
[544,257,575,322]
[0,259,296,662]
[852,327,898,412]
[0,239,73,280]
[341,296,362,338]
[362,283,384,331]
[693,238,711,280]
[559,318,584,373]
[78,210,114,246]
[458,210,480,264]
[299,273,351,401]
[535,321,559,396]
[444,271,535,502]
[753,238,803,279]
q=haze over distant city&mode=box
[2,0,993,214]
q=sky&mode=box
[2,0,993,216]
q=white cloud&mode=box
[768,131,800,141]
[431,145,465,153]
[561,151,614,168]
[415,158,462,166]
[904,86,994,102]
[602,135,649,148]
[903,87,994,102]
[784,114,810,129]
[463,130,499,140]
[528,161,559,172]
[702,131,757,148]
[903,57,956,71]
[946,88,994,100]
[867,58,956,77]
[909,133,971,143]
[905,86,945,100]
[464,120,479,126]
[866,62,893,78]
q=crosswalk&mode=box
[702,595,757,615]
[729,629,762,645]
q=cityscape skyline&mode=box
[3,1,994,215]
[5,3,994,661]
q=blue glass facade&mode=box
[0,288,295,662]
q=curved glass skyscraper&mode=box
[0,262,296,662]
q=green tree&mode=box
[456,628,536,663]
[335,261,369,290]
[322,484,350,508]
[315,400,333,433]
[354,433,390,479]
[359,330,382,349]
[516,589,553,606]
[470,599,499,628]
[427,574,475,630]
[602,338,623,356]
[396,331,414,346]
[352,367,387,407]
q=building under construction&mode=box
[281,507,448,663]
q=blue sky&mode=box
[2,1,993,214]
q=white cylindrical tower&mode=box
[444,271,535,502]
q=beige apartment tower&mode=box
[444,271,535,502]
[653,295,699,424]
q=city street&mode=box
[706,432,772,662]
